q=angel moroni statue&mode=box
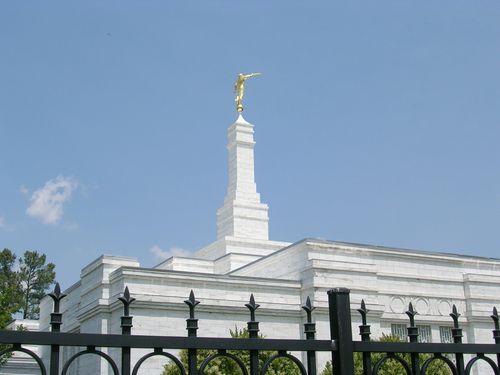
[234,72,261,112]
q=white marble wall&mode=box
[34,240,500,375]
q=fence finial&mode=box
[245,294,260,342]
[357,299,369,326]
[450,304,461,328]
[184,290,200,339]
[48,282,66,333]
[302,296,315,323]
[406,302,417,326]
[118,286,136,317]
[245,294,260,322]
[492,307,500,345]
[492,307,499,330]
[184,290,200,319]
[118,286,135,336]
[48,282,67,313]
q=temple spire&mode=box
[216,114,269,240]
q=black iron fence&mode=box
[1,285,499,375]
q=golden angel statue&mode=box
[234,72,261,112]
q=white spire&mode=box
[216,114,269,240]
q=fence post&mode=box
[357,300,372,375]
[48,283,66,375]
[118,286,135,375]
[328,288,354,375]
[450,305,465,375]
[491,307,500,368]
[246,294,260,375]
[303,296,317,375]
[185,290,200,375]
[406,303,420,375]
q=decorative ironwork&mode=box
[48,282,66,375]
[184,289,199,375]
[118,286,135,375]
[261,351,308,375]
[0,344,47,375]
[357,299,372,375]
[405,302,420,374]
[465,354,499,375]
[199,350,249,375]
[302,296,317,375]
[132,349,186,375]
[246,293,260,375]
[420,354,458,375]
[61,346,120,375]
[493,306,500,371]
[48,282,66,333]
[1,286,500,375]
[372,352,411,375]
[184,289,200,337]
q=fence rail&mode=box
[0,284,499,375]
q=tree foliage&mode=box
[0,249,22,328]
[163,327,302,375]
[0,249,21,368]
[18,251,56,319]
[0,249,56,321]
[321,334,452,375]
[1,249,55,368]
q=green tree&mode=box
[0,249,22,328]
[321,335,452,375]
[0,249,22,368]
[18,251,56,319]
[163,327,302,375]
[1,249,55,368]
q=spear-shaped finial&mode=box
[357,299,369,326]
[48,282,67,313]
[184,290,200,337]
[245,294,260,322]
[302,296,316,323]
[450,305,461,329]
[118,286,136,317]
[405,302,419,343]
[491,307,499,330]
[357,299,371,342]
[48,282,66,332]
[406,302,417,326]
[184,290,200,319]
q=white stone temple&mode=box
[3,112,499,374]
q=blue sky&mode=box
[1,1,499,288]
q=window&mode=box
[417,325,432,343]
[440,326,453,343]
[391,324,432,343]
[391,324,407,341]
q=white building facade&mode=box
[28,114,500,374]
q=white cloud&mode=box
[26,176,77,225]
[150,245,191,261]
